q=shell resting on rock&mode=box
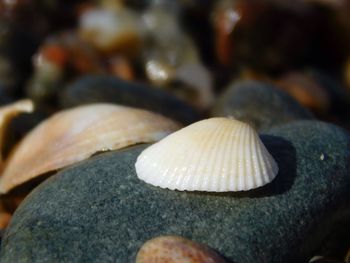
[135,117,278,192]
[0,104,180,194]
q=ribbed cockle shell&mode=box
[135,117,278,192]
[0,104,180,194]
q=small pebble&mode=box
[136,235,227,263]
[276,72,330,113]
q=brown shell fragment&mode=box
[0,104,180,194]
[0,100,34,165]
[136,235,227,263]
[0,212,11,229]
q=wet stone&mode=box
[59,75,201,125]
[211,80,314,131]
[1,121,350,263]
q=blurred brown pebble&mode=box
[0,201,11,229]
[109,56,135,81]
[275,72,330,113]
[344,58,350,91]
[40,44,69,68]
[212,0,239,66]
[136,235,228,263]
[0,212,11,229]
[37,33,103,75]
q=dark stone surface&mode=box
[310,70,350,128]
[0,85,14,106]
[211,80,314,131]
[59,75,201,125]
[1,121,350,263]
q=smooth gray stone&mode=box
[1,121,350,263]
[59,75,201,125]
[211,80,314,131]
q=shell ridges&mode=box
[135,117,279,192]
[0,103,180,194]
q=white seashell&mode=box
[135,117,278,192]
[0,100,34,166]
[0,104,180,194]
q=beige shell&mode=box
[0,104,180,194]
[135,117,278,192]
[0,100,34,165]
[136,235,227,263]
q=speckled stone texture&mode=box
[1,121,350,263]
[60,75,200,125]
[211,80,314,131]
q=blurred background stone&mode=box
[212,80,314,131]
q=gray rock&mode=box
[211,80,314,131]
[59,75,200,125]
[1,121,350,263]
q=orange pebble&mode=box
[109,56,134,81]
[136,236,227,263]
[276,72,330,112]
[41,45,69,67]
